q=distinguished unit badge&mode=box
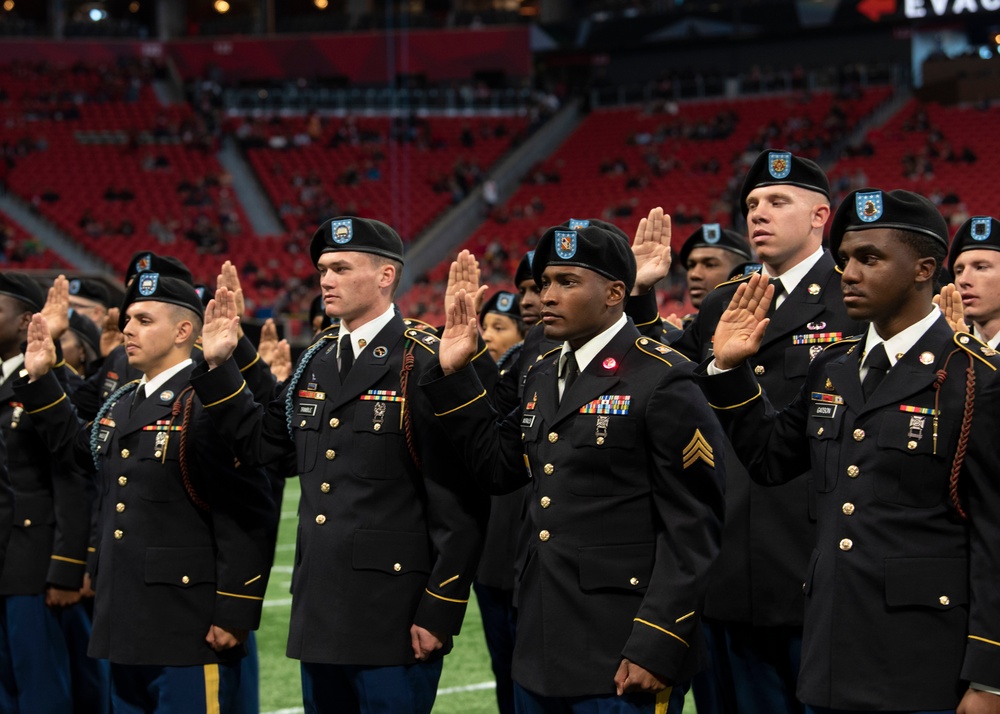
[856,190,884,223]
[555,230,577,260]
[138,273,159,296]
[768,151,792,179]
[330,218,353,244]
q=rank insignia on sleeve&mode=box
[682,429,715,469]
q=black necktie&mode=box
[131,387,146,416]
[862,342,890,401]
[339,341,354,380]
[767,278,784,317]
[560,352,579,402]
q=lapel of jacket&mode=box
[825,338,865,411]
[119,365,193,437]
[550,322,633,427]
[328,315,402,411]
[855,315,953,418]
[759,252,838,352]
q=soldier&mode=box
[949,216,1000,348]
[192,216,487,714]
[632,151,862,713]
[0,432,10,571]
[17,272,274,714]
[424,222,726,712]
[678,224,753,313]
[480,290,525,365]
[700,189,1000,712]
[67,278,112,330]
[0,272,92,714]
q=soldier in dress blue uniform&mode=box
[678,224,753,315]
[629,151,862,714]
[423,222,726,713]
[15,274,275,714]
[699,189,1000,713]
[0,272,92,714]
[191,216,488,714]
[949,216,1000,349]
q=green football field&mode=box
[258,479,696,713]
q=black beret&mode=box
[119,272,205,330]
[829,188,949,267]
[0,272,45,312]
[532,224,637,293]
[739,150,830,217]
[514,250,536,286]
[68,277,111,307]
[310,217,405,266]
[194,284,215,308]
[479,290,522,328]
[125,251,194,287]
[679,224,752,267]
[558,217,630,242]
[947,216,1000,268]
[68,309,101,358]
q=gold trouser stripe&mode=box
[969,634,1000,648]
[655,686,673,714]
[708,384,762,411]
[634,618,689,647]
[26,393,67,414]
[433,389,486,417]
[50,554,87,565]
[216,590,264,601]
[425,588,468,604]
[202,381,247,408]
[203,664,221,714]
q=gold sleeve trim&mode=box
[216,590,265,601]
[438,574,460,588]
[50,554,87,565]
[634,315,661,328]
[433,389,487,417]
[674,611,695,623]
[26,393,67,414]
[239,353,261,373]
[708,384,762,410]
[202,381,247,408]
[425,588,468,604]
[969,635,1000,648]
[471,343,489,362]
[634,618,689,647]
[243,574,262,586]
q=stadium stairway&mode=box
[218,135,285,237]
[0,192,106,273]
[400,97,584,293]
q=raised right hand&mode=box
[713,272,772,371]
[25,314,57,381]
[439,289,480,375]
[202,287,241,369]
[100,307,123,357]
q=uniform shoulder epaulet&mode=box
[954,332,999,371]
[403,317,439,335]
[715,271,758,290]
[834,264,844,275]
[635,337,690,365]
[824,334,863,352]
[310,327,339,345]
[404,327,440,354]
[193,336,204,351]
[527,345,561,372]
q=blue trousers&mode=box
[0,594,73,714]
[58,600,111,714]
[474,582,517,714]
[513,681,673,714]
[234,631,259,714]
[301,659,443,714]
[723,622,808,714]
[110,660,242,714]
